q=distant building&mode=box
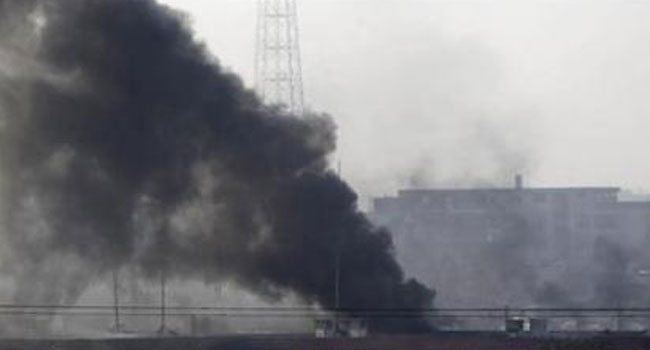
[369,176,650,310]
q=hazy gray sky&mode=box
[160,0,650,203]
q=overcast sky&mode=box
[159,0,650,204]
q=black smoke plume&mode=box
[0,0,434,333]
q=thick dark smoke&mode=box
[0,0,433,332]
[591,237,646,307]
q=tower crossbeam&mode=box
[255,0,304,115]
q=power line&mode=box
[2,304,650,314]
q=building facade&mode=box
[370,177,650,311]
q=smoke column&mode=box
[0,0,434,332]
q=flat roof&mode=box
[397,187,620,195]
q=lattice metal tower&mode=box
[255,0,304,114]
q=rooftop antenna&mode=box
[255,0,305,115]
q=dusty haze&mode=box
[161,0,650,204]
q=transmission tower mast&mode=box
[255,0,304,115]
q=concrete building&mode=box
[370,176,650,310]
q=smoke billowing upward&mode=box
[0,0,433,332]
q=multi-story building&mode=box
[370,176,650,309]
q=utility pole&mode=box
[333,252,341,337]
[112,270,121,333]
[334,164,342,311]
[158,270,167,334]
[335,253,341,310]
[255,0,304,114]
